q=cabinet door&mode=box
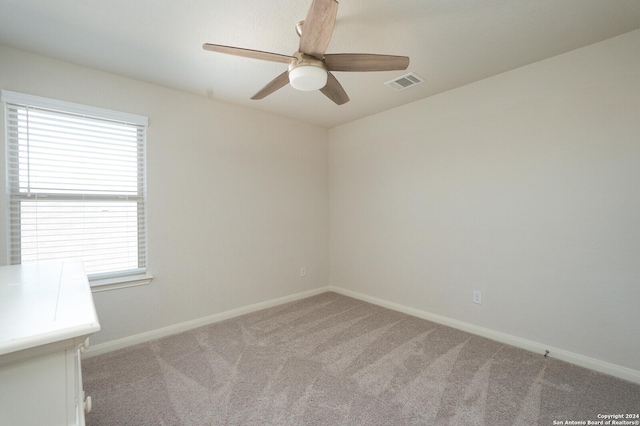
[0,351,68,425]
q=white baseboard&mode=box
[329,286,640,385]
[84,286,330,358]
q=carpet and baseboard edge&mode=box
[85,285,640,385]
[329,286,640,385]
[85,286,330,358]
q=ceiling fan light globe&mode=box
[289,65,328,91]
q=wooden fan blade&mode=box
[299,0,339,59]
[251,71,290,100]
[324,54,410,72]
[320,72,349,105]
[203,43,293,64]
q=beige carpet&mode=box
[83,292,640,425]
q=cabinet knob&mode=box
[84,396,92,413]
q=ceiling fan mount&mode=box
[295,21,305,37]
[203,0,409,105]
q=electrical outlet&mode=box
[300,267,306,277]
[473,290,482,304]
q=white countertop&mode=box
[0,261,100,356]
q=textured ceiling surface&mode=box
[1,0,640,128]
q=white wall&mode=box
[0,45,330,345]
[329,29,640,373]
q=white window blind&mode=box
[2,90,149,283]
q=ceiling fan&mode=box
[202,0,409,105]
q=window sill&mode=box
[90,273,153,293]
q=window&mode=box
[2,90,151,289]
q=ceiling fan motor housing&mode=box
[288,53,328,91]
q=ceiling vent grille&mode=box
[385,72,424,91]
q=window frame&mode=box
[2,90,152,291]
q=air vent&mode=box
[384,72,424,91]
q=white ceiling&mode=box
[1,0,640,128]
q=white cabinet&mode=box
[0,261,100,426]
